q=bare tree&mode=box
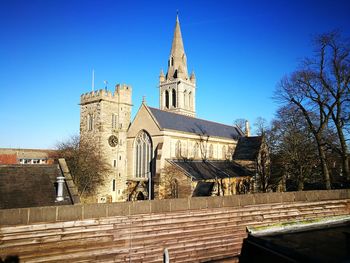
[274,31,350,189]
[268,105,320,190]
[315,32,350,179]
[254,117,268,136]
[55,135,110,198]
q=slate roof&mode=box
[233,136,263,161]
[192,182,214,197]
[170,160,253,181]
[0,165,76,209]
[148,107,243,140]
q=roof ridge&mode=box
[148,106,239,129]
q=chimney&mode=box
[245,120,250,137]
[56,176,65,201]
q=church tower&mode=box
[159,15,196,117]
[80,84,132,203]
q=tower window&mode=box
[113,160,117,168]
[165,90,169,109]
[112,179,116,191]
[172,89,176,107]
[171,57,174,66]
[112,114,117,129]
[87,114,93,131]
[189,92,192,108]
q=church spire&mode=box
[166,14,188,80]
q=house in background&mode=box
[0,148,55,165]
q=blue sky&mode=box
[0,0,349,149]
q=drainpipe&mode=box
[56,176,65,201]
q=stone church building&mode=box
[80,15,264,203]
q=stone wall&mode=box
[1,190,350,262]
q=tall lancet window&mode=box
[189,92,192,108]
[165,90,169,109]
[134,130,152,178]
[172,89,176,107]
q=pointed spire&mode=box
[159,69,165,82]
[166,13,188,81]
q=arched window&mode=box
[222,146,226,160]
[165,90,169,109]
[209,144,214,159]
[171,57,174,66]
[193,143,199,159]
[184,90,187,108]
[189,92,192,109]
[172,89,176,107]
[87,114,93,131]
[175,140,181,158]
[170,179,179,198]
[134,131,152,178]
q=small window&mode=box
[88,114,93,131]
[112,179,116,191]
[113,160,117,168]
[118,173,121,178]
[112,114,117,129]
[119,155,121,161]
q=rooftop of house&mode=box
[0,164,78,209]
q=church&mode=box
[79,15,265,203]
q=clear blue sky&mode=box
[0,0,349,149]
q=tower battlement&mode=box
[80,84,132,105]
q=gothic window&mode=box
[172,89,176,107]
[193,142,199,159]
[112,179,116,191]
[222,146,226,160]
[189,92,192,108]
[175,140,181,158]
[170,179,179,198]
[87,114,93,131]
[165,90,169,109]
[171,57,174,66]
[134,130,152,178]
[112,114,117,129]
[184,90,187,108]
[209,144,214,159]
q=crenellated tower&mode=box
[159,15,196,117]
[80,84,132,202]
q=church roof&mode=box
[148,106,243,139]
[170,160,253,181]
[233,136,263,161]
[192,182,215,197]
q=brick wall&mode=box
[1,190,350,262]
